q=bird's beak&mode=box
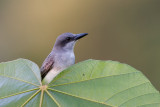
[74,33,88,40]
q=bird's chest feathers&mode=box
[55,51,75,70]
[61,52,75,64]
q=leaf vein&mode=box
[105,81,150,102]
[137,102,160,107]
[50,71,140,87]
[0,74,39,87]
[48,88,115,107]
[89,61,98,79]
[39,89,44,107]
[0,88,39,99]
[119,92,159,107]
[45,90,61,107]
[21,60,41,85]
[21,89,41,107]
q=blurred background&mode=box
[0,0,159,90]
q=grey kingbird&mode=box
[40,32,88,84]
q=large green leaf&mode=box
[0,59,159,107]
[0,59,41,107]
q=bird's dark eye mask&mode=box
[66,37,72,41]
[60,37,74,47]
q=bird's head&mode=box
[54,32,88,51]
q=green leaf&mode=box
[0,59,159,107]
[0,59,41,107]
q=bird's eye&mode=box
[66,37,71,41]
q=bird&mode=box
[40,32,88,84]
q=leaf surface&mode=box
[0,59,159,107]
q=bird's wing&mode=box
[40,54,54,80]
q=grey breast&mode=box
[53,51,75,71]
